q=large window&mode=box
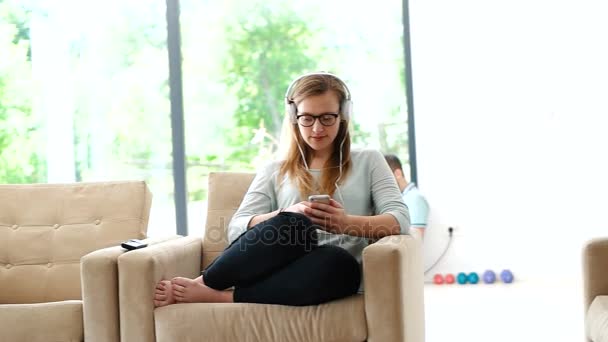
[0,0,175,235]
[180,0,411,235]
[1,0,413,237]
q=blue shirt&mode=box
[402,183,429,228]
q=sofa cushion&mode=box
[0,300,83,341]
[154,294,366,342]
[0,181,151,303]
[588,296,608,342]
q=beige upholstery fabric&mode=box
[118,172,425,342]
[0,181,152,341]
[588,296,608,342]
[0,300,83,342]
[155,295,367,342]
[584,238,608,341]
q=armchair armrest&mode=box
[362,234,425,342]
[81,236,181,342]
[583,238,608,313]
[117,236,202,342]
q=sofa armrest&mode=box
[117,236,202,342]
[362,234,425,342]
[583,238,608,313]
[81,235,181,342]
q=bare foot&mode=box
[153,280,175,308]
[171,277,233,303]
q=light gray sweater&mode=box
[228,149,410,264]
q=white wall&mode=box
[411,0,608,281]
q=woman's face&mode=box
[296,91,342,158]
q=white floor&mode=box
[424,278,585,342]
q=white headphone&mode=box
[284,72,353,124]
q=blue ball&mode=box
[456,272,468,284]
[483,270,496,284]
[500,269,514,283]
[467,272,479,284]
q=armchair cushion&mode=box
[154,295,366,342]
[0,300,83,342]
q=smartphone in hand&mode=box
[308,194,331,204]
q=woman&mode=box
[154,72,409,307]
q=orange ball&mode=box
[444,274,455,284]
[433,274,444,285]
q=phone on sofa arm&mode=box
[121,239,148,251]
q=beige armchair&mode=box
[0,181,155,342]
[118,172,425,342]
[583,238,608,342]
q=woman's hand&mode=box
[282,201,312,215]
[306,199,349,234]
[249,202,310,228]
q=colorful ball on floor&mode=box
[444,273,455,284]
[500,269,514,283]
[467,272,479,284]
[433,274,445,285]
[483,270,496,284]
[457,272,468,284]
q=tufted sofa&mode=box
[117,172,426,342]
[0,181,158,342]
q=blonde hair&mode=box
[279,74,352,199]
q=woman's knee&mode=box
[270,212,317,249]
[240,212,317,251]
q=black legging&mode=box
[201,212,361,306]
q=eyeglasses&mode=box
[296,114,339,127]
